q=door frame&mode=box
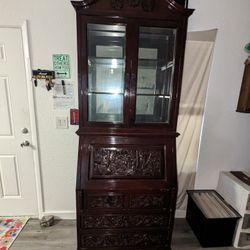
[0,21,43,218]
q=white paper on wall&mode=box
[53,82,74,110]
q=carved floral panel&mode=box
[82,231,167,248]
[82,214,168,228]
[90,146,164,178]
[87,194,125,209]
[130,194,167,209]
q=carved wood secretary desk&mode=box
[71,0,193,249]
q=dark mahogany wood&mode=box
[72,1,193,249]
[237,57,250,113]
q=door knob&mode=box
[22,128,29,134]
[21,140,30,147]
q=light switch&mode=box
[56,117,68,129]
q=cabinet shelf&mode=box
[238,232,250,248]
[237,246,250,250]
[241,229,250,234]
[87,91,124,95]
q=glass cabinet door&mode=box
[135,26,176,124]
[87,24,126,123]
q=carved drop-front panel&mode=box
[82,214,168,229]
[90,146,164,179]
[81,231,167,248]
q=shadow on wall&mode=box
[177,29,218,211]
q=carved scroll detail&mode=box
[84,215,126,228]
[110,0,156,12]
[128,0,141,7]
[111,0,124,10]
[131,194,166,209]
[87,195,124,209]
[131,214,168,227]
[141,0,155,11]
[71,0,96,8]
[91,147,163,178]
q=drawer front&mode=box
[81,214,168,229]
[86,192,126,209]
[84,191,170,210]
[80,230,168,248]
[130,193,168,209]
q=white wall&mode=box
[0,0,249,218]
[0,0,78,218]
[188,0,250,188]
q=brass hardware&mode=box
[20,140,30,148]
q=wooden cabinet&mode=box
[71,1,193,249]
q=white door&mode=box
[0,27,38,215]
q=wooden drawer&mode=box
[86,192,126,209]
[82,191,170,211]
[80,229,168,249]
[80,213,169,229]
[130,193,169,209]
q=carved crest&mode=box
[111,0,124,10]
[71,0,96,8]
[141,0,155,12]
[128,0,141,7]
[72,0,193,16]
[83,0,96,6]
[111,0,156,12]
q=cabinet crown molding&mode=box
[71,0,194,16]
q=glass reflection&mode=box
[135,26,176,123]
[87,24,126,123]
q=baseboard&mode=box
[175,209,186,218]
[42,211,76,220]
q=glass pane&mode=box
[88,94,123,123]
[87,24,126,123]
[136,95,170,123]
[136,26,176,124]
[88,58,124,93]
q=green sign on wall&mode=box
[53,54,71,79]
